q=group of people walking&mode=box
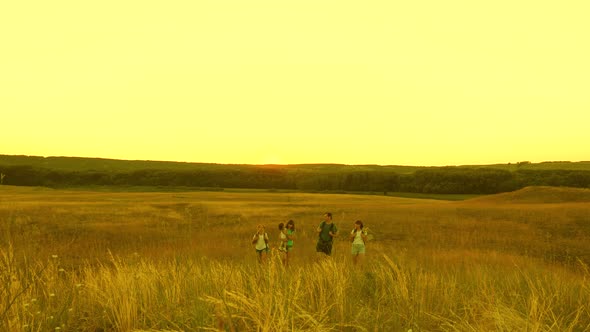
[252,212,368,266]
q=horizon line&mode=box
[1,153,589,168]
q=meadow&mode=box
[1,185,590,331]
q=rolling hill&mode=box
[468,186,590,204]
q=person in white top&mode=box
[277,222,288,265]
[252,224,269,264]
[349,220,368,266]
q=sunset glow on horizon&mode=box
[1,1,589,166]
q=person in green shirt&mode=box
[285,219,296,266]
[316,212,338,255]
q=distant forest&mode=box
[1,155,590,194]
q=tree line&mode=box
[1,164,589,194]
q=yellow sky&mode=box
[1,1,589,166]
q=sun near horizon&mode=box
[1,1,589,166]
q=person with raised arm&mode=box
[316,212,338,256]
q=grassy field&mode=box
[1,185,590,331]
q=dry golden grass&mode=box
[1,185,590,331]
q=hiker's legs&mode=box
[260,251,267,264]
[351,244,365,266]
[316,240,332,256]
[355,253,364,266]
[285,246,293,266]
[326,242,333,255]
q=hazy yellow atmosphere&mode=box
[1,1,588,166]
